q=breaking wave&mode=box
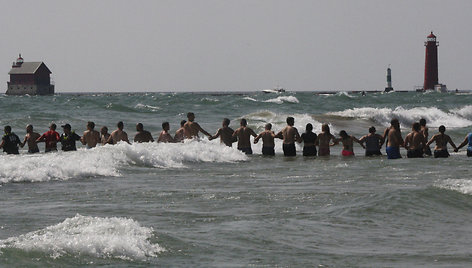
[434,179,472,195]
[0,141,247,184]
[263,96,299,104]
[0,214,164,260]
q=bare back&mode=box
[318,132,334,150]
[233,127,256,148]
[279,126,300,144]
[82,130,100,148]
[387,128,403,147]
[109,129,129,144]
[25,132,40,151]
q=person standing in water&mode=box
[0,126,21,154]
[20,124,40,153]
[426,125,457,158]
[100,126,111,145]
[254,123,276,156]
[36,123,61,152]
[107,121,130,144]
[420,118,432,156]
[300,123,317,156]
[383,119,404,159]
[174,120,186,143]
[134,123,154,143]
[81,121,101,148]
[183,112,211,139]
[275,117,302,157]
[317,124,336,156]
[455,131,472,156]
[333,130,365,156]
[359,126,384,156]
[209,118,236,147]
[232,118,257,154]
[157,122,175,143]
[404,122,426,158]
[59,124,81,151]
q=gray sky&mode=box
[1,0,471,92]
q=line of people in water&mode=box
[1,112,472,159]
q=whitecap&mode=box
[243,97,257,102]
[0,214,164,260]
[134,103,161,112]
[434,179,472,195]
[264,96,299,104]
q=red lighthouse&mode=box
[423,32,439,91]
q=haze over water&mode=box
[1,91,472,267]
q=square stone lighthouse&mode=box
[6,54,55,95]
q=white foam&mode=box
[434,179,472,195]
[134,103,161,112]
[328,106,472,128]
[0,214,164,260]
[0,141,247,184]
[264,96,299,104]
[243,96,257,102]
[241,110,323,132]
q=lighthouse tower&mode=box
[423,32,439,91]
[385,65,393,92]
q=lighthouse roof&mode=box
[8,62,51,74]
[427,32,436,38]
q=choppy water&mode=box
[1,91,472,267]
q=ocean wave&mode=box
[434,179,472,195]
[241,110,326,133]
[0,141,247,184]
[263,96,299,104]
[134,103,161,112]
[328,106,472,128]
[243,97,257,102]
[0,214,164,260]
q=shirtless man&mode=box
[232,118,257,154]
[106,121,130,144]
[420,118,432,156]
[254,123,276,156]
[317,124,336,156]
[383,118,404,159]
[183,112,211,139]
[134,123,154,143]
[36,123,61,152]
[333,130,365,156]
[426,125,457,158]
[81,121,101,148]
[404,122,426,158]
[100,126,111,145]
[209,118,235,147]
[174,120,186,143]
[157,122,174,143]
[275,117,302,157]
[20,124,40,153]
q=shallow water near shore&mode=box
[1,91,472,267]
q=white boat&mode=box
[262,87,286,94]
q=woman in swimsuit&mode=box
[300,123,318,156]
[333,130,365,156]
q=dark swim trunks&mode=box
[262,146,275,156]
[424,146,432,156]
[283,143,296,157]
[365,150,382,156]
[386,146,401,159]
[467,149,472,157]
[303,145,317,156]
[238,147,253,155]
[407,149,424,158]
[28,147,40,154]
[434,149,449,158]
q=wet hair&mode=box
[87,121,95,129]
[287,117,295,126]
[136,123,144,131]
[4,126,11,133]
[180,120,186,127]
[26,124,33,130]
[117,121,124,129]
[240,118,247,126]
[187,112,194,118]
[439,125,446,133]
[306,123,313,132]
[265,123,272,130]
[162,122,169,129]
[50,123,57,130]
[223,118,230,126]
[101,126,108,133]
[322,124,330,134]
[412,122,420,132]
[419,118,426,126]
[391,118,399,126]
[339,130,349,139]
[369,126,376,133]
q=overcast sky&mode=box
[1,0,471,92]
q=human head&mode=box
[100,126,108,135]
[240,118,247,127]
[439,125,446,133]
[391,118,400,129]
[322,124,330,133]
[286,117,295,126]
[223,118,230,127]
[419,118,426,127]
[117,121,124,130]
[369,126,376,134]
[62,123,71,134]
[4,126,11,134]
[412,122,420,132]
[265,123,272,130]
[50,123,57,130]
[26,124,33,133]
[187,112,195,122]
[339,130,348,139]
[87,121,95,130]
[306,123,313,132]
[180,120,186,127]
[162,122,170,131]
[136,123,143,131]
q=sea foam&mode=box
[0,214,164,260]
[434,179,472,195]
[264,96,299,104]
[0,141,247,184]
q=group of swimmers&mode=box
[1,112,472,159]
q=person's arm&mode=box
[456,136,469,150]
[20,135,28,148]
[330,136,339,146]
[0,139,5,149]
[358,135,366,144]
[447,135,458,151]
[80,132,87,145]
[250,128,257,138]
[196,123,211,137]
[378,134,385,147]
[106,133,114,144]
[124,133,130,144]
[36,133,45,143]
[209,129,221,141]
[295,129,302,143]
[382,127,389,140]
[352,136,365,149]
[274,130,283,139]
[254,133,262,144]
[426,135,435,147]
[149,133,155,143]
[403,134,410,149]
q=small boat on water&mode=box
[262,87,286,94]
